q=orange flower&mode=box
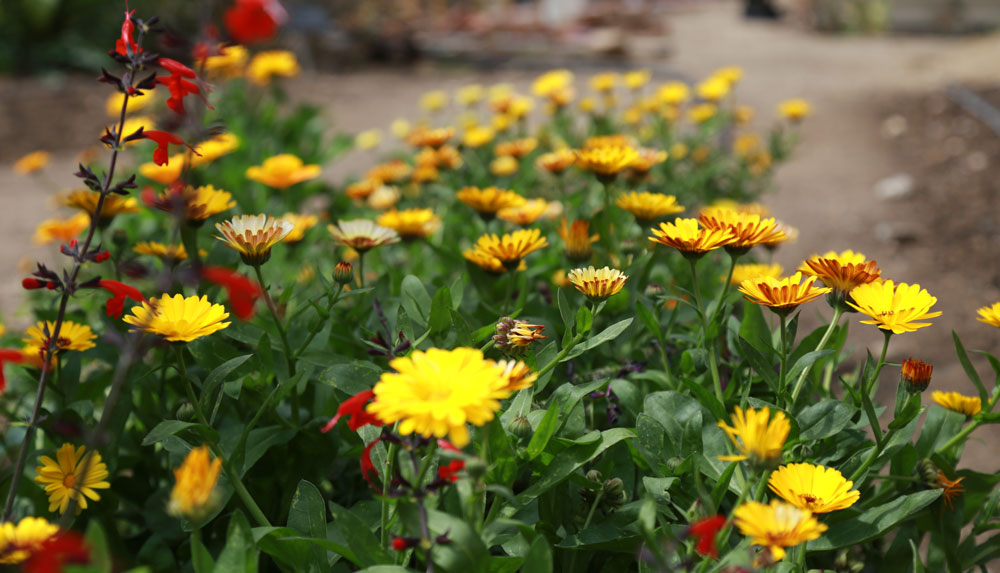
[14,151,50,175]
[456,186,525,219]
[649,218,733,259]
[245,154,321,189]
[558,219,599,262]
[699,210,786,253]
[33,214,90,245]
[536,149,576,174]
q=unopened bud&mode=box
[112,229,129,247]
[333,261,354,285]
[603,477,624,497]
[175,402,196,422]
[586,470,602,483]
[901,357,932,393]
[508,415,533,440]
[22,278,44,290]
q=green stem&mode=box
[864,330,893,396]
[536,331,585,382]
[253,264,299,424]
[293,285,343,360]
[502,271,515,314]
[710,252,739,327]
[688,258,724,405]
[778,314,789,405]
[380,439,399,547]
[358,252,366,289]
[935,420,981,457]
[790,306,843,407]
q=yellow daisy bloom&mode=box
[354,129,382,151]
[696,76,730,102]
[407,127,455,149]
[574,145,640,180]
[34,443,110,514]
[616,191,683,223]
[455,83,485,106]
[196,44,248,78]
[463,248,521,275]
[568,266,628,301]
[976,302,1000,328]
[376,208,441,239]
[367,159,412,185]
[456,186,525,219]
[490,156,519,177]
[246,154,321,189]
[768,463,861,513]
[629,148,669,174]
[33,213,90,245]
[328,219,400,253]
[367,185,401,210]
[624,69,651,91]
[133,241,201,261]
[701,200,771,218]
[713,66,744,86]
[532,69,574,98]
[536,149,577,174]
[146,184,236,221]
[23,321,97,354]
[280,213,319,243]
[61,189,139,222]
[367,347,513,447]
[557,218,599,262]
[345,179,379,200]
[473,229,548,269]
[463,125,497,148]
[731,263,783,285]
[215,214,295,265]
[589,72,618,93]
[718,406,789,466]
[738,272,832,314]
[14,151,51,175]
[494,359,539,392]
[246,50,299,85]
[139,158,184,184]
[699,210,787,253]
[734,104,755,124]
[931,391,982,417]
[798,250,881,294]
[649,218,734,258]
[0,516,58,565]
[494,138,538,158]
[688,103,718,124]
[657,81,690,106]
[191,133,240,167]
[733,499,827,561]
[391,118,411,139]
[847,280,942,334]
[419,90,448,113]
[123,294,230,342]
[779,98,811,122]
[498,199,550,226]
[168,445,222,522]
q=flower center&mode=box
[57,337,72,349]
[801,494,820,506]
[63,473,76,488]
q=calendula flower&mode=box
[377,208,441,239]
[34,443,110,514]
[536,149,576,174]
[215,214,294,264]
[367,185,401,210]
[61,189,139,223]
[354,129,382,151]
[739,272,832,315]
[455,83,485,106]
[473,229,548,269]
[457,186,525,219]
[328,219,400,252]
[624,69,651,90]
[688,103,718,124]
[616,191,683,223]
[575,145,640,181]
[247,50,299,84]
[190,132,240,167]
[491,156,519,176]
[847,280,941,334]
[498,199,550,226]
[584,135,634,149]
[280,213,319,243]
[558,218,599,262]
[976,302,1000,328]
[734,104,755,124]
[649,218,734,259]
[33,213,90,245]
[463,249,522,274]
[139,158,184,184]
[533,69,574,97]
[657,81,690,105]
[367,347,513,447]
[714,66,744,86]
[718,406,789,466]
[494,317,547,352]
[768,463,860,513]
[494,359,538,392]
[246,154,320,189]
[124,294,230,342]
[731,263,783,285]
[935,471,965,510]
[420,90,448,112]
[144,184,236,222]
[106,89,153,117]
[345,179,379,200]
[779,99,811,122]
[932,391,981,417]
[733,500,827,561]
[197,43,248,78]
[14,151,50,175]
[495,138,538,158]
[568,266,628,301]
[799,250,881,294]
[0,517,59,565]
[463,125,496,148]
[134,241,197,261]
[23,321,97,355]
[367,159,412,184]
[901,357,933,392]
[590,72,618,93]
[629,148,669,175]
[168,446,222,522]
[696,76,730,102]
[699,210,786,253]
[407,127,454,149]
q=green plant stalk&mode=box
[380,438,399,547]
[191,526,204,570]
[789,307,843,407]
[502,271,515,314]
[864,330,893,396]
[535,331,586,381]
[568,488,606,573]
[253,264,299,424]
[709,252,740,327]
[688,258,725,405]
[357,252,366,289]
[777,314,790,405]
[293,284,343,360]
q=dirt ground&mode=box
[4,3,1000,468]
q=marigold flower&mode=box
[935,471,965,510]
[23,321,97,355]
[739,272,832,314]
[798,250,880,294]
[463,249,522,274]
[473,229,548,269]
[168,446,222,522]
[536,149,576,174]
[225,0,286,44]
[493,317,547,352]
[976,302,1000,328]
[558,218,599,262]
[847,280,941,334]
[376,208,441,239]
[489,156,517,177]
[328,219,400,252]
[657,81,690,106]
[495,138,538,158]
[144,184,236,221]
[714,66,744,86]
[456,186,525,219]
[354,129,382,151]
[420,90,448,112]
[99,280,145,318]
[106,89,153,117]
[533,69,574,97]
[629,148,668,174]
[699,210,786,253]
[407,126,454,148]
[124,294,230,342]
[616,191,683,223]
[463,125,496,148]
[624,69,651,90]
[689,515,726,559]
[134,241,198,261]
[649,218,733,258]
[901,357,933,392]
[33,213,90,245]
[202,266,263,320]
[589,72,618,93]
[568,266,628,301]
[730,263,783,285]
[455,83,484,106]
[247,50,299,84]
[779,98,811,122]
[215,214,294,265]
[768,463,860,514]
[367,185,401,210]
[932,390,981,417]
[688,103,718,124]
[718,406,789,466]
[61,189,139,222]
[197,44,248,78]
[139,159,184,184]
[280,212,319,243]
[498,199,550,226]
[246,154,320,189]
[696,76,730,102]
[575,145,640,180]
[34,444,110,515]
[345,179,380,200]
[367,159,412,185]
[191,132,240,167]
[14,151,51,175]
[494,359,538,392]
[367,347,513,447]
[733,500,827,561]
[0,517,59,565]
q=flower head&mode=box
[419,90,448,113]
[574,146,640,180]
[498,199,551,226]
[134,241,199,261]
[495,138,538,158]
[731,263,783,285]
[657,81,690,106]
[0,516,59,565]
[932,390,981,417]
[61,190,139,223]
[649,218,734,258]
[247,50,299,84]
[15,151,50,175]
[733,500,827,561]
[616,191,683,223]
[156,58,208,115]
[197,44,249,78]
[355,129,382,151]
[628,148,669,174]
[33,213,90,245]
[139,160,184,184]
[23,321,96,355]
[407,126,454,148]
[328,219,400,252]
[473,229,548,269]
[168,446,222,522]
[490,156,519,177]
[718,406,789,466]
[697,76,730,102]
[377,208,441,239]
[215,214,294,265]
[463,249,523,274]
[366,348,513,447]
[768,463,860,513]
[568,266,628,301]
[935,471,965,510]
[225,0,287,44]
[321,390,382,433]
[624,69,651,90]
[738,272,832,314]
[493,317,546,353]
[689,515,726,559]
[977,302,1000,328]
[536,149,577,174]
[847,280,941,334]
[901,357,933,392]
[493,359,538,392]
[463,125,496,148]
[779,99,811,122]
[123,294,230,342]
[202,266,263,321]
[144,184,235,221]
[533,69,574,98]
[34,444,110,514]
[191,133,240,167]
[367,160,412,184]
[456,186,525,219]
[246,154,320,189]
[799,250,881,294]
[699,210,786,253]
[558,219,599,262]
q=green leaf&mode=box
[317,361,383,395]
[526,402,559,460]
[785,350,835,382]
[915,406,964,457]
[575,305,593,336]
[288,480,328,570]
[484,418,517,486]
[557,288,574,344]
[426,509,490,571]
[84,520,112,573]
[401,275,431,327]
[807,490,941,551]
[797,399,855,441]
[522,535,553,573]
[562,318,634,361]
[428,286,453,334]
[191,530,214,573]
[710,462,737,511]
[739,301,772,354]
[635,301,663,342]
[329,503,393,567]
[253,527,361,569]
[200,355,252,411]
[216,510,259,572]
[953,331,989,403]
[737,338,778,392]
[142,420,217,447]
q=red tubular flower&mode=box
[22,278,45,290]
[0,349,27,393]
[689,515,727,559]
[391,537,410,551]
[99,280,145,318]
[115,10,140,56]
[225,0,288,44]
[321,390,382,433]
[436,439,464,482]
[22,530,90,573]
[143,130,186,166]
[156,58,212,115]
[360,437,383,486]
[202,266,263,321]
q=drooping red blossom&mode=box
[0,349,28,393]
[99,280,145,318]
[156,58,212,115]
[202,266,263,320]
[143,130,186,166]
[114,10,141,56]
[22,530,90,573]
[360,437,383,486]
[689,515,727,559]
[225,0,288,44]
[95,251,111,263]
[436,439,464,482]
[391,537,410,552]
[321,390,382,433]
[22,278,45,290]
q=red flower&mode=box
[224,0,288,44]
[156,58,211,115]
[689,515,727,559]
[0,349,27,393]
[391,537,410,551]
[143,130,186,166]
[321,390,382,433]
[436,439,464,482]
[99,280,145,318]
[22,530,90,573]
[360,437,383,487]
[114,10,140,56]
[202,266,263,320]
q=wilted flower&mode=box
[494,317,546,353]
[494,359,539,392]
[935,471,965,510]
[34,443,110,514]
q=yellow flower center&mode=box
[63,473,76,488]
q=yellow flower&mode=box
[718,406,789,465]
[168,445,222,522]
[696,76,730,102]
[367,185,402,210]
[669,142,689,160]
[847,280,942,334]
[533,69,574,98]
[567,266,628,301]
[430,146,463,170]
[455,84,485,106]
[558,219,599,262]
[495,137,538,158]
[739,272,832,314]
[106,89,153,116]
[463,248,521,274]
[473,229,548,269]
[616,191,683,223]
[247,50,299,84]
[191,133,240,167]
[463,125,496,148]
[197,44,248,78]
[391,118,411,139]
[624,69,651,90]
[34,443,110,514]
[134,241,199,261]
[407,127,455,149]
[116,115,156,144]
[412,161,439,184]
[574,146,640,179]
[215,214,294,265]
[456,186,525,219]
[124,294,230,342]
[649,218,733,258]
[494,317,547,352]
[498,199,550,226]
[536,149,576,174]
[657,81,690,106]
[0,516,58,565]
[367,348,513,447]
[32,213,90,245]
[23,321,97,355]
[552,269,571,288]
[507,96,534,119]
[976,302,1000,328]
[798,250,881,294]
[768,463,861,513]
[699,210,786,253]
[420,90,449,113]
[590,72,618,93]
[702,200,770,218]
[731,263,783,285]
[733,500,827,561]
[368,159,412,185]
[629,148,669,174]
[61,189,139,222]
[578,97,597,114]
[328,219,400,252]
[734,104,755,124]
[147,184,235,221]
[280,213,319,243]
[490,156,518,176]
[354,129,382,151]
[139,158,184,184]
[584,135,633,149]
[377,208,441,239]
[246,154,321,189]
[779,98,811,122]
[494,359,539,392]
[688,103,718,124]
[932,391,981,417]
[345,179,379,200]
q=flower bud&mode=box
[508,415,533,440]
[333,261,354,286]
[586,470,602,483]
[603,477,624,497]
[22,278,44,290]
[901,357,932,393]
[112,229,129,247]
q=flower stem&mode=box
[380,439,399,547]
[864,330,893,396]
[358,252,366,289]
[789,306,843,408]
[253,264,299,424]
[709,252,740,327]
[688,258,725,406]
[934,420,981,457]
[777,314,789,403]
